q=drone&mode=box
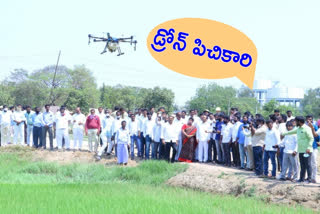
[88,33,137,56]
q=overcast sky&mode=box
[0,0,319,106]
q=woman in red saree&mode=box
[178,118,197,163]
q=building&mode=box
[253,80,304,107]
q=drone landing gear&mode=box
[117,46,124,56]
[101,42,109,54]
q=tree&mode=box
[261,99,299,118]
[186,83,258,114]
[0,82,15,105]
[144,87,175,113]
[63,65,99,113]
[238,85,254,98]
[99,85,175,113]
[2,65,99,111]
[301,88,320,116]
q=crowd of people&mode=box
[0,104,319,183]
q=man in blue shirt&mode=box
[237,115,248,169]
[32,107,44,148]
[42,104,54,150]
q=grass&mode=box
[0,146,315,214]
[0,150,187,185]
[0,183,313,214]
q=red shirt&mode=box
[85,115,101,131]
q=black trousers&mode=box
[222,143,231,166]
[140,133,146,158]
[42,126,53,149]
[231,142,240,167]
[208,138,217,162]
[165,142,176,163]
[159,143,166,160]
[299,153,312,181]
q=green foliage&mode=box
[99,84,175,113]
[186,83,258,114]
[0,150,187,185]
[301,88,320,116]
[0,82,15,105]
[0,150,313,214]
[0,183,312,214]
[0,65,100,112]
[238,86,254,98]
[261,99,300,119]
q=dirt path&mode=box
[1,145,139,167]
[167,162,320,210]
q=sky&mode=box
[0,0,319,106]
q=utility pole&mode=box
[49,50,61,105]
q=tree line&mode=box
[0,64,319,116]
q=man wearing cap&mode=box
[215,107,221,114]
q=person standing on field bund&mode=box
[282,116,314,183]
[85,109,101,153]
[42,104,54,150]
[72,107,86,151]
[115,120,130,165]
[12,104,26,145]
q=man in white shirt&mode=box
[152,116,162,159]
[54,107,71,151]
[12,105,26,145]
[97,107,105,146]
[196,114,211,163]
[0,105,12,146]
[72,107,86,150]
[42,104,54,150]
[231,114,242,167]
[279,121,298,181]
[161,115,179,163]
[97,107,105,121]
[159,113,168,159]
[180,110,188,125]
[96,110,115,159]
[128,114,141,160]
[286,110,295,121]
[143,113,155,160]
[150,107,157,122]
[221,116,233,167]
[263,120,281,178]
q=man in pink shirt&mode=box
[85,109,101,153]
